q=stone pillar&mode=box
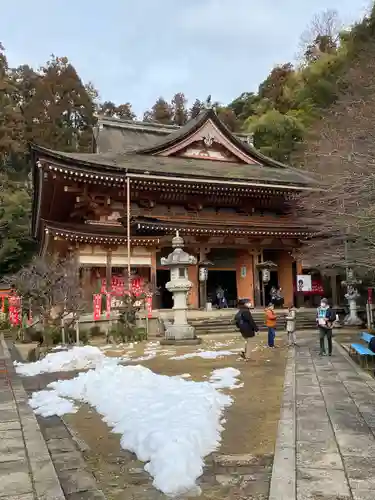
[188,264,199,309]
[277,251,294,307]
[236,250,254,305]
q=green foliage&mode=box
[0,176,35,276]
[246,109,306,163]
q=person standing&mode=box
[265,303,277,348]
[235,300,259,361]
[286,304,297,347]
[317,298,336,356]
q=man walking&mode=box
[235,300,259,361]
[317,298,336,356]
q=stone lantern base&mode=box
[160,324,202,346]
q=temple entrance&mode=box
[207,270,237,308]
[261,270,279,307]
[156,269,173,309]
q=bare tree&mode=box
[299,41,375,278]
[5,254,87,331]
[299,9,342,63]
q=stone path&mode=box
[0,335,65,500]
[3,337,107,500]
[270,333,375,500]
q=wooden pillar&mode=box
[82,267,92,302]
[328,272,339,307]
[188,264,199,309]
[106,249,112,293]
[252,251,261,307]
[236,250,255,305]
[150,249,157,309]
[296,259,304,308]
[277,251,294,307]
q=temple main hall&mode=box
[31,109,316,311]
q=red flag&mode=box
[9,296,21,325]
[93,294,102,321]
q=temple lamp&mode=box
[256,260,278,307]
[198,258,213,309]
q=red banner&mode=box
[106,293,111,319]
[9,296,21,325]
[93,294,102,321]
[146,295,153,319]
[101,276,145,297]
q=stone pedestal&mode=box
[344,299,363,326]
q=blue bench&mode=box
[350,332,375,368]
[360,332,375,343]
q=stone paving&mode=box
[0,335,107,500]
[0,335,65,500]
[270,333,375,500]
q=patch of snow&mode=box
[29,363,240,497]
[29,390,77,417]
[131,353,157,362]
[170,350,235,360]
[14,346,118,376]
[209,368,243,390]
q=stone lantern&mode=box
[160,232,201,345]
[342,269,363,326]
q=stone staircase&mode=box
[190,309,318,336]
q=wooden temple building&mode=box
[31,109,317,311]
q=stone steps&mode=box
[190,311,318,335]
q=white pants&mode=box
[244,338,252,358]
[287,330,296,345]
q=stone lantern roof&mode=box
[160,232,197,267]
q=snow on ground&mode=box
[29,363,241,497]
[14,346,118,376]
[170,350,236,360]
[29,389,77,417]
[209,368,243,390]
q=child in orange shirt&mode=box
[265,303,277,348]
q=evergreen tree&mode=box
[171,92,188,125]
[189,98,205,119]
[143,97,173,124]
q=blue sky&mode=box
[1,0,369,117]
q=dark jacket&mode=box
[316,306,336,330]
[235,308,259,338]
[369,337,375,354]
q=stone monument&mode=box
[160,231,202,345]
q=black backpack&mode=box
[235,311,245,329]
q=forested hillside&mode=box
[0,5,373,277]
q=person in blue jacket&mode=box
[316,298,336,356]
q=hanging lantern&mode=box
[262,269,271,284]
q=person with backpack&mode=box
[235,300,259,361]
[265,303,277,348]
[316,298,336,356]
